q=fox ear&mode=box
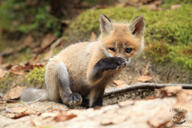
[129,15,145,37]
[100,14,113,35]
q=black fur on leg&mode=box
[81,97,90,108]
[90,87,105,108]
[91,57,126,82]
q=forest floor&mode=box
[0,85,192,128]
[0,0,192,128]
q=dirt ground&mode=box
[0,85,192,128]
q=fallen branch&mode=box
[104,83,192,96]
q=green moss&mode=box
[163,0,192,4]
[67,5,192,44]
[0,73,15,92]
[66,5,192,71]
[26,67,45,88]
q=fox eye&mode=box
[125,48,133,53]
[109,48,116,52]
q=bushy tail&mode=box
[20,88,48,102]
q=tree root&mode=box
[104,83,192,97]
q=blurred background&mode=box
[0,0,191,92]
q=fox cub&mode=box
[21,14,145,107]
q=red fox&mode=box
[21,14,145,107]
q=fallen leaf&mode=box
[147,119,172,128]
[157,86,192,112]
[174,89,192,112]
[9,62,44,75]
[54,112,77,122]
[171,110,186,125]
[4,86,26,100]
[10,65,25,75]
[90,32,97,41]
[137,75,152,82]
[164,86,182,94]
[41,33,56,50]
[0,68,6,79]
[113,80,128,88]
[171,5,182,10]
[5,105,35,119]
[5,64,13,70]
[100,115,127,125]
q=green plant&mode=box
[26,67,45,88]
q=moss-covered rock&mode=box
[65,4,192,70]
[26,67,45,88]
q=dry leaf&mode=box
[147,119,172,128]
[171,5,182,10]
[10,65,25,75]
[160,86,182,97]
[41,33,56,50]
[54,112,77,122]
[11,112,31,119]
[90,32,97,41]
[137,75,152,82]
[156,86,180,98]
[100,115,126,126]
[9,62,44,75]
[5,64,13,70]
[157,86,192,112]
[0,68,6,79]
[4,86,26,100]
[5,106,35,119]
[113,80,128,88]
[174,89,192,112]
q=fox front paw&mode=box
[96,57,126,71]
[62,93,82,107]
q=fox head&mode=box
[99,14,145,63]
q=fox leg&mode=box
[88,57,126,107]
[89,86,105,107]
[57,63,82,106]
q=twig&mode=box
[104,83,192,96]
